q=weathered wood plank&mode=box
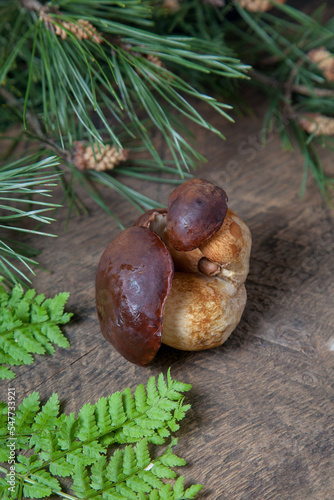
[2,86,334,499]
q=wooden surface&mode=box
[4,87,334,499]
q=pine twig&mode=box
[21,0,42,11]
[0,88,71,162]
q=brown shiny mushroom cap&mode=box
[166,178,228,251]
[95,226,174,366]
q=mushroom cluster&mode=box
[95,179,251,365]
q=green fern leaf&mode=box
[157,427,171,439]
[0,333,34,365]
[0,448,10,462]
[169,380,192,394]
[138,470,165,490]
[30,329,55,355]
[123,387,137,420]
[43,292,70,322]
[146,377,159,406]
[151,463,177,480]
[158,399,179,412]
[103,491,128,500]
[0,285,72,379]
[134,439,150,470]
[1,478,19,500]
[71,461,92,498]
[77,403,99,441]
[157,373,168,397]
[6,284,25,306]
[149,490,160,500]
[83,440,107,459]
[30,469,61,491]
[49,457,73,477]
[149,434,166,446]
[166,420,179,435]
[23,482,52,499]
[106,448,125,483]
[15,392,40,440]
[135,383,148,412]
[66,448,95,467]
[147,407,172,422]
[126,475,151,494]
[90,455,107,490]
[123,445,137,476]
[14,328,46,355]
[96,396,113,435]
[183,484,204,499]
[138,492,148,500]
[17,454,44,474]
[160,452,186,468]
[134,418,166,430]
[121,422,154,440]
[116,483,139,500]
[0,371,202,499]
[33,393,60,431]
[172,476,185,498]
[0,365,15,380]
[109,392,127,428]
[30,302,49,324]
[41,323,70,348]
[32,429,60,459]
[158,483,173,500]
[57,412,78,450]
[165,390,184,402]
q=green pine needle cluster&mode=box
[0,154,61,287]
[157,0,334,202]
[0,0,247,207]
[1,0,333,284]
[0,284,72,380]
[0,371,202,500]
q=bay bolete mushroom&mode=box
[95,178,251,365]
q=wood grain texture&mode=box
[2,90,334,498]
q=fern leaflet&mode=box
[0,284,72,379]
[0,370,202,499]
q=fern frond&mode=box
[0,371,201,499]
[0,284,72,379]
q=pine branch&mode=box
[0,0,249,225]
[0,154,62,286]
[225,1,334,202]
[0,284,72,379]
[0,371,202,499]
[155,0,334,203]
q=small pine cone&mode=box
[203,0,225,6]
[235,0,286,12]
[299,113,334,136]
[58,21,71,40]
[163,0,181,13]
[73,141,86,170]
[40,10,102,44]
[76,19,103,44]
[73,142,129,171]
[146,54,165,68]
[307,48,334,83]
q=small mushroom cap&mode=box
[95,226,174,365]
[166,178,228,252]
